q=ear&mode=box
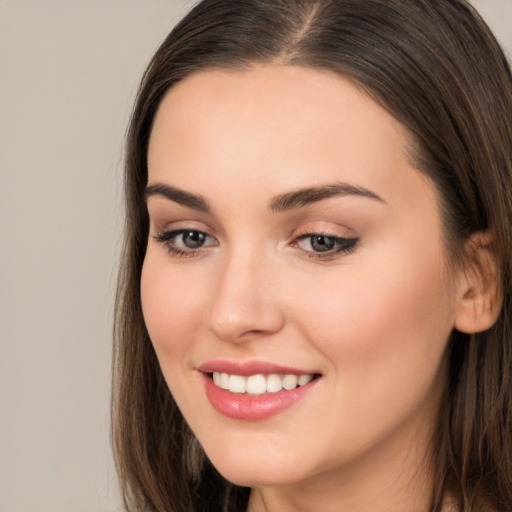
[454,231,503,334]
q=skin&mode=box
[141,65,468,512]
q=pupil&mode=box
[183,231,205,248]
[311,235,335,252]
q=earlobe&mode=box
[454,231,503,334]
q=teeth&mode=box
[219,372,230,390]
[229,374,246,393]
[211,372,315,395]
[266,374,283,393]
[282,374,298,390]
[246,374,267,395]
[298,374,313,386]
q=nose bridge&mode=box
[207,244,284,342]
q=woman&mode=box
[112,1,512,511]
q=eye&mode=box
[294,233,359,258]
[307,235,338,252]
[153,229,217,257]
[178,230,208,249]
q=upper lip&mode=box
[198,360,319,376]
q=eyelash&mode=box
[293,231,359,259]
[152,229,359,260]
[153,229,217,258]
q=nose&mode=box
[206,250,285,343]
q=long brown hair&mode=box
[112,1,512,510]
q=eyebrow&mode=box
[269,183,385,211]
[144,183,210,212]
[144,181,384,213]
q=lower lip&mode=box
[203,374,318,420]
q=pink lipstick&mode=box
[198,360,320,420]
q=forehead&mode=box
[147,64,429,210]
[149,64,412,152]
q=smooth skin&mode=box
[141,65,501,512]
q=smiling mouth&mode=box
[210,372,320,395]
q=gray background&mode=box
[0,1,510,511]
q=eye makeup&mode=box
[292,231,359,260]
[153,228,218,258]
[152,226,360,262]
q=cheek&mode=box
[282,252,456,452]
[140,256,206,359]
[289,244,456,377]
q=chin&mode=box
[214,464,298,488]
[203,444,312,488]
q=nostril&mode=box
[207,303,285,343]
[206,259,286,342]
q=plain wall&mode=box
[0,1,510,511]
[0,2,193,511]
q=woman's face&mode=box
[141,65,462,504]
